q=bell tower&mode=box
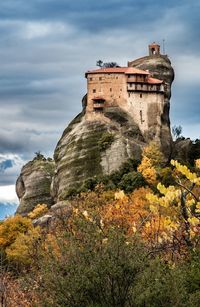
[149,42,160,56]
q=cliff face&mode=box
[16,51,175,211]
[128,55,174,157]
[16,157,55,215]
[51,107,145,202]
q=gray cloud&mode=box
[0,0,199,187]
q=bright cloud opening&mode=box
[0,185,18,203]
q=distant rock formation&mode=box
[16,156,55,215]
[172,138,193,163]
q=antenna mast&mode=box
[162,39,165,54]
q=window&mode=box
[99,77,102,81]
[110,88,112,92]
[116,76,118,79]
[140,93,142,98]
[89,77,93,81]
[93,89,96,93]
[140,110,143,124]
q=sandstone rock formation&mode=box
[51,52,174,202]
[33,200,72,227]
[16,45,175,210]
[16,156,55,215]
[51,107,145,202]
[128,54,174,157]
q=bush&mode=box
[119,171,146,193]
[98,132,115,151]
[0,215,32,249]
[34,226,149,306]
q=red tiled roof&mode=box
[147,77,163,84]
[86,67,149,75]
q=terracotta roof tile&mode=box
[86,67,149,75]
[85,67,164,84]
[147,77,163,84]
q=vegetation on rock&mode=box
[2,145,200,305]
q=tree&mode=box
[34,151,45,160]
[96,60,120,68]
[147,160,200,248]
[96,60,103,67]
[102,62,120,68]
[172,125,182,140]
[137,142,166,185]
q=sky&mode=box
[0,0,199,217]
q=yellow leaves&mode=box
[115,190,126,200]
[188,217,199,226]
[82,210,89,219]
[82,210,94,223]
[171,160,199,183]
[186,198,195,207]
[45,233,62,260]
[28,204,48,220]
[115,203,120,209]
[146,193,159,204]
[196,202,200,213]
[157,183,168,195]
[147,184,181,210]
[6,227,41,265]
[149,204,158,214]
[146,161,200,246]
[142,141,165,167]
[137,142,165,185]
[143,216,179,244]
[114,190,128,204]
[102,238,108,244]
[138,157,157,184]
[73,208,79,215]
[0,215,33,249]
[195,159,200,169]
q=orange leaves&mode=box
[0,215,32,249]
[101,188,151,235]
[28,204,48,220]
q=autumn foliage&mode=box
[0,149,199,306]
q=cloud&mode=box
[0,159,13,172]
[0,0,199,191]
[0,185,18,203]
[0,155,25,185]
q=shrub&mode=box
[0,215,32,249]
[119,171,146,193]
[98,132,115,151]
[28,204,48,220]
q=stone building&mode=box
[85,43,165,136]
